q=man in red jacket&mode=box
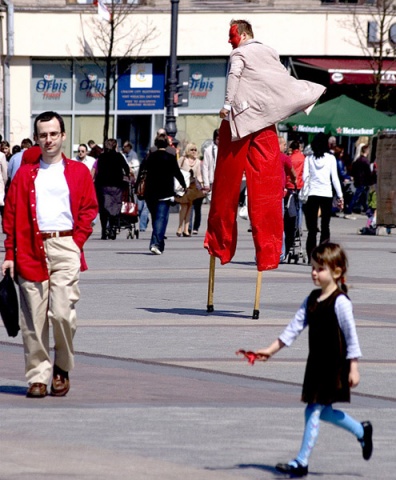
[2,111,98,398]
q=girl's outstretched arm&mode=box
[255,339,285,361]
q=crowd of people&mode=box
[279,132,381,264]
[0,16,378,477]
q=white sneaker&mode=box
[150,246,162,255]
[343,214,357,220]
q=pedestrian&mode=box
[252,242,373,477]
[74,143,96,172]
[95,138,130,240]
[349,144,372,214]
[122,140,139,166]
[202,128,219,202]
[302,133,343,261]
[1,140,12,161]
[0,147,7,216]
[176,143,202,237]
[7,138,33,181]
[137,133,186,254]
[87,139,103,159]
[1,110,98,398]
[204,19,325,271]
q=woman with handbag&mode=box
[176,143,203,237]
[302,133,343,262]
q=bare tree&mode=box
[347,0,396,109]
[79,0,157,143]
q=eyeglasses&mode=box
[37,132,62,140]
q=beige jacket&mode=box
[225,40,326,141]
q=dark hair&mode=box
[230,19,254,38]
[311,242,349,293]
[78,143,88,151]
[104,138,118,152]
[154,133,169,149]
[213,128,220,142]
[333,145,344,159]
[12,145,21,154]
[34,111,65,135]
[21,138,33,149]
[290,140,300,151]
[311,133,329,159]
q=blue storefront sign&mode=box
[118,63,164,110]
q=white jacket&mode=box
[202,142,218,187]
[303,152,343,199]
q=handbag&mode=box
[298,176,310,203]
[135,169,147,200]
[238,205,249,220]
[0,270,19,337]
[175,175,206,204]
[121,201,138,216]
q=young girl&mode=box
[254,242,373,477]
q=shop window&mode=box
[73,116,114,156]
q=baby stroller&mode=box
[284,190,307,264]
[119,178,139,239]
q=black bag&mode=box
[0,270,19,337]
[135,169,147,200]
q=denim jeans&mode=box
[146,199,170,252]
[138,199,149,231]
[349,185,369,213]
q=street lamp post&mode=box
[165,0,179,138]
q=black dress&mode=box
[301,288,351,405]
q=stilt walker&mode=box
[204,19,325,318]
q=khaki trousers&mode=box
[18,237,81,385]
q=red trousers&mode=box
[204,120,283,271]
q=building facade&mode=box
[0,0,395,157]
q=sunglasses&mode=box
[190,148,197,151]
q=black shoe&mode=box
[359,421,373,460]
[275,460,308,477]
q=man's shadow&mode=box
[0,385,27,396]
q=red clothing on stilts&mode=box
[204,33,325,272]
[204,120,283,271]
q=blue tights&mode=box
[293,404,364,467]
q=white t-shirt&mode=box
[35,160,73,231]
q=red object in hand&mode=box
[236,349,259,365]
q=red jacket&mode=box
[3,156,98,282]
[286,150,305,190]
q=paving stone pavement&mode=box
[0,206,395,479]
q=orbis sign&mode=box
[35,74,67,99]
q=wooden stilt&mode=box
[207,255,216,312]
[252,271,262,319]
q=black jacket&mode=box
[140,149,186,201]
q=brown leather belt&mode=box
[40,230,74,240]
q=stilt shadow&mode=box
[137,307,252,319]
